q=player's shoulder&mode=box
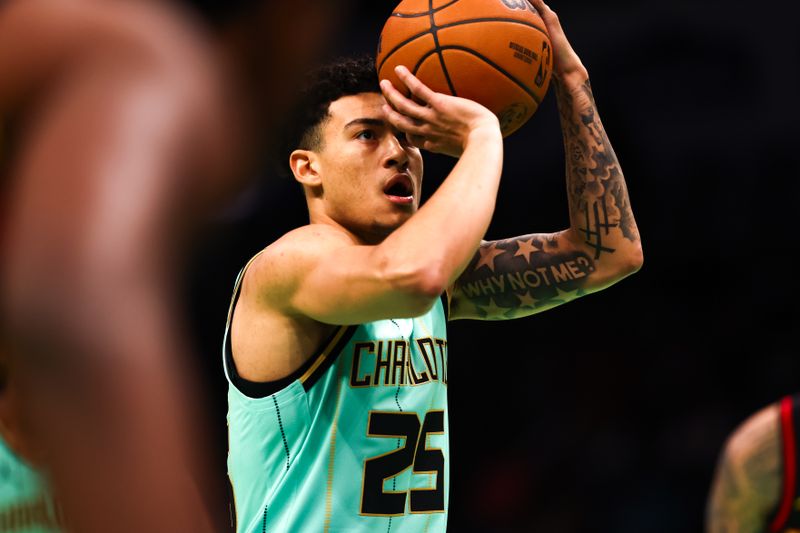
[722,401,780,465]
[251,224,357,274]
[243,224,359,299]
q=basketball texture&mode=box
[377,0,553,137]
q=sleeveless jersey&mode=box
[0,437,61,532]
[223,255,450,532]
[769,395,800,533]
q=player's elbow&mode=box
[379,259,448,315]
[621,243,644,276]
[408,265,449,302]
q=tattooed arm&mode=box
[706,403,782,533]
[449,0,643,320]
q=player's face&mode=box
[315,92,423,242]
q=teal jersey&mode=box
[0,437,60,532]
[224,257,450,532]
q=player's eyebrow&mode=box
[343,118,386,130]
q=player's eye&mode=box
[356,129,376,140]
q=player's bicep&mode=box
[253,229,439,326]
[448,232,599,320]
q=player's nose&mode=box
[382,132,409,170]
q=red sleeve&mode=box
[769,396,795,533]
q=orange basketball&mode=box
[377,0,553,137]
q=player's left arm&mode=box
[448,0,643,321]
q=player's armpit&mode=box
[245,225,445,326]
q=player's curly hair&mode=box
[283,55,380,160]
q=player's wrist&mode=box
[464,116,501,148]
[555,65,589,92]
[555,69,594,112]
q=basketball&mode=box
[377,0,553,137]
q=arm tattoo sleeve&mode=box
[555,78,640,259]
[450,234,596,320]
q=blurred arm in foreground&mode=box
[0,0,342,531]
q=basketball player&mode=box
[0,0,340,531]
[223,0,643,530]
[707,395,800,533]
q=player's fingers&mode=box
[530,0,583,75]
[532,0,574,54]
[382,104,427,137]
[380,79,432,123]
[394,65,437,105]
[530,0,554,22]
[531,0,565,41]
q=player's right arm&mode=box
[250,67,503,326]
[706,403,782,533]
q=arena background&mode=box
[183,1,800,530]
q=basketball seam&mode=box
[377,18,548,80]
[378,29,434,75]
[391,0,460,18]
[412,45,543,105]
[427,0,457,96]
[439,17,548,37]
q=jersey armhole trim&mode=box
[440,292,450,321]
[300,324,358,390]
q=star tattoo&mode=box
[475,243,505,272]
[477,297,511,319]
[514,238,540,263]
[553,286,578,302]
[516,292,537,308]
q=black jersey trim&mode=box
[225,324,348,398]
[298,325,358,391]
[440,292,450,321]
[223,252,359,398]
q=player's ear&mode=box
[290,149,322,188]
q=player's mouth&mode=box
[383,173,415,205]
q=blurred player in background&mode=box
[707,395,800,533]
[223,0,643,530]
[0,0,342,531]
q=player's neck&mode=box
[307,211,390,246]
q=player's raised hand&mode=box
[530,0,588,87]
[380,65,500,158]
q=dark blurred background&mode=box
[183,0,800,531]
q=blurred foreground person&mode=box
[0,0,341,531]
[707,396,800,533]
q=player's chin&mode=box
[376,209,415,234]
